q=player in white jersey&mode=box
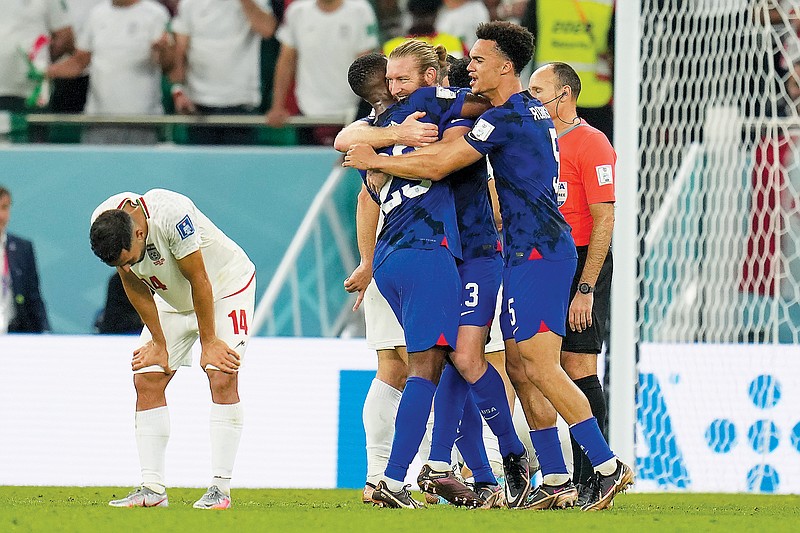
[89,189,256,510]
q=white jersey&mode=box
[276,0,378,117]
[172,0,272,107]
[0,0,70,98]
[78,0,170,115]
[91,189,255,313]
[436,1,490,49]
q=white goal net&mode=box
[625,0,800,493]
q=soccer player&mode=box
[340,43,523,509]
[528,62,616,506]
[343,21,633,512]
[89,189,256,510]
[344,180,410,504]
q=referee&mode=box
[528,62,616,505]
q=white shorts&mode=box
[135,280,256,374]
[485,284,504,353]
[364,280,405,351]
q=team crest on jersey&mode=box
[146,244,161,262]
[176,215,195,240]
[596,164,614,186]
[469,119,495,142]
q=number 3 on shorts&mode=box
[465,282,479,308]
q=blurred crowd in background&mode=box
[0,0,618,146]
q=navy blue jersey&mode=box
[367,86,465,269]
[464,91,575,266]
[449,160,500,260]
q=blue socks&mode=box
[570,417,615,467]
[470,365,525,457]
[429,364,470,464]
[384,376,437,483]
[529,427,568,475]
[455,392,496,485]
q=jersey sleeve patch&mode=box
[596,164,614,186]
[435,86,457,99]
[469,118,495,142]
[176,215,195,240]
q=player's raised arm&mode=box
[176,250,240,374]
[344,134,482,181]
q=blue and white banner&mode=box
[637,344,800,493]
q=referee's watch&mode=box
[578,282,594,295]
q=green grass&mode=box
[1,487,799,532]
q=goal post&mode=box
[613,0,800,492]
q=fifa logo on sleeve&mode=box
[176,215,195,240]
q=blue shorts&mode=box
[500,257,577,342]
[458,254,503,327]
[374,247,461,353]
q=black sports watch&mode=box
[578,282,594,295]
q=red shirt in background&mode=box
[557,120,617,247]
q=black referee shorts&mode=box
[562,245,613,354]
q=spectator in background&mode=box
[522,0,615,141]
[49,0,104,115]
[0,186,49,334]
[171,0,276,145]
[47,0,173,145]
[383,0,469,58]
[0,0,74,113]
[95,272,144,334]
[435,0,490,49]
[265,0,379,145]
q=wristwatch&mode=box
[578,282,594,295]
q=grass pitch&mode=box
[1,487,798,532]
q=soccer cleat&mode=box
[109,486,168,508]
[362,483,376,504]
[474,482,506,509]
[371,480,425,509]
[192,485,231,510]
[581,459,634,511]
[522,480,578,510]
[417,464,484,508]
[575,477,598,508]
[502,450,532,509]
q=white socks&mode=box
[135,406,170,494]
[363,379,402,486]
[210,402,244,496]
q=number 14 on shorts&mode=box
[227,309,248,335]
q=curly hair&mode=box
[475,21,535,75]
[90,209,134,266]
[347,52,388,100]
[446,55,471,89]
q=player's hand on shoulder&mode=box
[132,340,172,373]
[200,337,241,374]
[397,111,438,147]
[343,144,378,171]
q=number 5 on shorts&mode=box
[507,297,516,326]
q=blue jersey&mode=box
[449,159,500,261]
[367,86,465,270]
[464,91,575,266]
